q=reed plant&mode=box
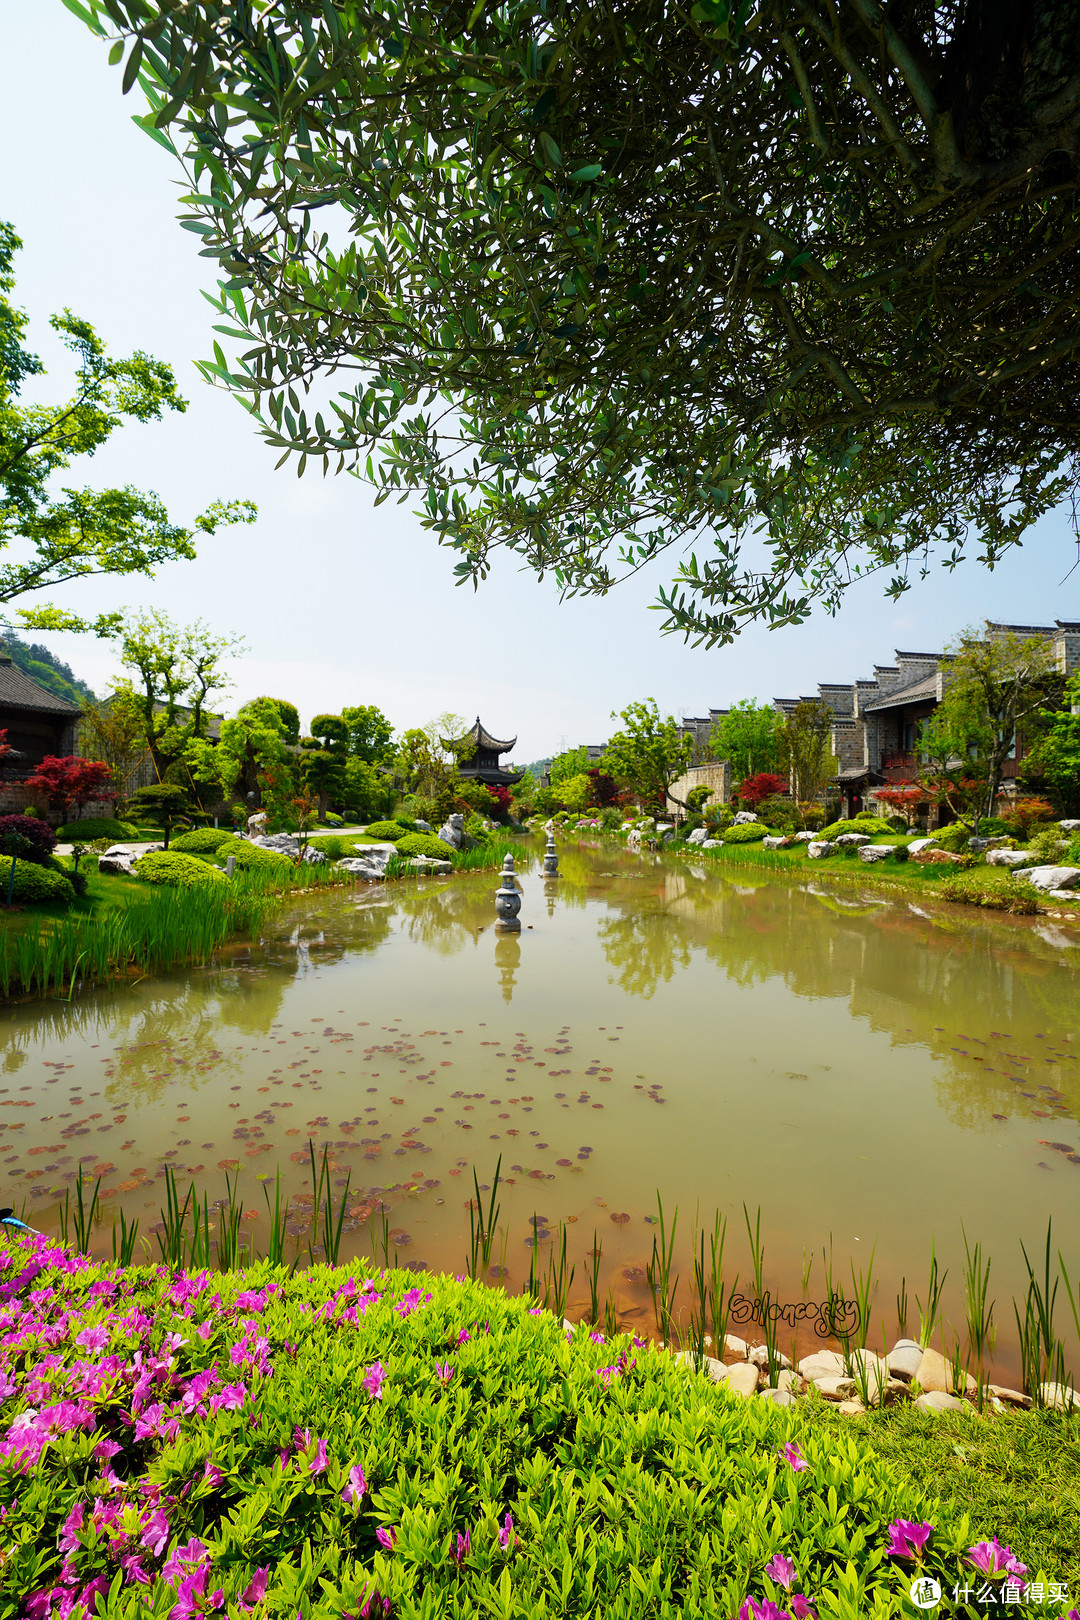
[708,1214,735,1358]
[688,1228,709,1370]
[961,1226,996,1375]
[60,1164,101,1256]
[215,1173,249,1271]
[368,1201,390,1268]
[307,1142,351,1266]
[587,1232,602,1323]
[646,1194,678,1342]
[916,1241,948,1349]
[110,1206,139,1267]
[543,1223,575,1321]
[261,1170,293,1268]
[743,1203,765,1298]
[467,1158,502,1281]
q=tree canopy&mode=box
[69,0,1080,643]
[0,221,256,634]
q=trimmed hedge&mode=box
[395,832,453,859]
[56,818,140,843]
[362,821,407,841]
[721,823,769,843]
[220,841,293,873]
[819,817,896,840]
[3,860,76,906]
[171,828,239,854]
[136,851,228,889]
[0,1234,1030,1620]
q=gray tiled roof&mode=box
[862,671,939,712]
[0,657,81,716]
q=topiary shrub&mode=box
[323,811,344,826]
[0,813,58,860]
[136,851,228,889]
[223,840,294,873]
[721,823,768,843]
[363,820,407,841]
[0,1236,1026,1620]
[394,815,419,832]
[171,827,239,854]
[395,832,454,859]
[4,861,76,905]
[819,816,895,840]
[56,817,140,843]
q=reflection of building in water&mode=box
[494,934,520,1002]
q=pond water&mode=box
[3,840,1079,1381]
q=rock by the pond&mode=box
[247,811,268,835]
[722,1333,748,1358]
[672,1351,729,1383]
[837,1400,867,1416]
[760,1388,798,1407]
[97,852,138,875]
[793,831,818,843]
[913,848,965,864]
[985,848,1030,867]
[1046,888,1080,902]
[915,1347,976,1395]
[251,833,301,855]
[773,1368,802,1394]
[336,858,388,880]
[887,1341,925,1380]
[835,832,872,847]
[859,844,899,862]
[812,1374,859,1401]
[413,819,433,833]
[702,839,725,849]
[749,1343,792,1372]
[724,1362,762,1398]
[916,1390,966,1415]
[1040,1381,1079,1412]
[733,810,760,825]
[1017,865,1080,892]
[907,838,937,856]
[405,856,453,874]
[1060,819,1080,831]
[762,835,793,849]
[807,841,835,859]
[687,826,708,845]
[438,813,465,849]
[797,1349,847,1381]
[988,1385,1032,1409]
[302,846,328,864]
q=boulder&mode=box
[915,1390,966,1415]
[702,839,724,849]
[733,810,759,825]
[793,831,818,843]
[438,812,466,849]
[1039,1382,1079,1412]
[723,1362,761,1398]
[762,835,793,849]
[97,853,138,876]
[985,849,1030,867]
[887,1341,924,1381]
[687,827,708,845]
[671,1351,729,1383]
[413,819,433,833]
[1017,865,1080,892]
[988,1385,1032,1409]
[749,1343,792,1372]
[907,838,937,855]
[1059,820,1080,832]
[302,847,328,864]
[722,1333,748,1358]
[405,857,453,875]
[335,858,388,880]
[837,1399,867,1416]
[251,833,301,855]
[760,1388,798,1407]
[915,1347,976,1395]
[807,841,835,859]
[797,1349,847,1381]
[834,832,872,847]
[1046,888,1080,902]
[812,1374,859,1401]
[247,811,269,835]
[859,844,899,862]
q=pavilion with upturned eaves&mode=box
[446,717,524,788]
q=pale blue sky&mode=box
[3,6,1078,756]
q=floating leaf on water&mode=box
[610,1212,630,1225]
[622,1266,646,1285]
[217,1159,240,1170]
[556,1159,573,1167]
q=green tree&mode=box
[604,700,694,813]
[343,756,394,822]
[549,747,593,787]
[189,696,296,812]
[109,609,245,784]
[555,773,594,814]
[1026,673,1080,817]
[711,701,783,784]
[917,628,1060,832]
[778,701,837,822]
[0,222,255,633]
[395,713,465,801]
[300,714,349,822]
[127,781,189,849]
[341,704,394,766]
[74,4,1079,644]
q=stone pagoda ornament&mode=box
[542,825,559,877]
[494,852,522,933]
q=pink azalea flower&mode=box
[76,1324,108,1352]
[885,1519,934,1560]
[309,1438,328,1475]
[58,1502,85,1553]
[359,1587,391,1619]
[363,1362,386,1401]
[449,1529,470,1567]
[498,1512,515,1551]
[376,1525,397,1552]
[342,1464,368,1507]
[201,1459,225,1490]
[589,1331,605,1344]
[780,1441,809,1473]
[293,1426,312,1451]
[738,1600,791,1620]
[434,1362,455,1386]
[456,1329,470,1346]
[765,1555,796,1591]
[790,1597,816,1619]
[239,1567,269,1608]
[966,1538,1027,1580]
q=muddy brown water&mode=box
[2,839,1078,1382]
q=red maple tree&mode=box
[24,755,115,820]
[736,771,789,808]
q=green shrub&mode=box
[891,843,909,862]
[56,816,140,842]
[4,860,76,905]
[932,821,976,852]
[136,851,229,889]
[396,831,453,859]
[394,815,419,831]
[819,816,895,840]
[363,820,407,841]
[464,812,494,845]
[938,872,1038,913]
[1027,825,1069,865]
[1,1237,1035,1620]
[221,840,293,874]
[171,827,239,854]
[323,811,344,826]
[721,822,768,843]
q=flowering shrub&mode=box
[2,1236,1057,1620]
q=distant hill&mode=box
[2,631,96,705]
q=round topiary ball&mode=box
[136,851,228,889]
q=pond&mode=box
[3,839,1079,1383]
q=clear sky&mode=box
[3,7,1078,758]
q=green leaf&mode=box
[108,39,123,65]
[571,164,603,182]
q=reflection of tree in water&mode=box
[393,880,493,954]
[597,908,693,998]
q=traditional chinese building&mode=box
[447,717,524,788]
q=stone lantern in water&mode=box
[542,827,559,877]
[494,852,522,933]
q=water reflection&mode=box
[494,935,521,1003]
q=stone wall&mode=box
[667,761,730,812]
[0,780,117,824]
